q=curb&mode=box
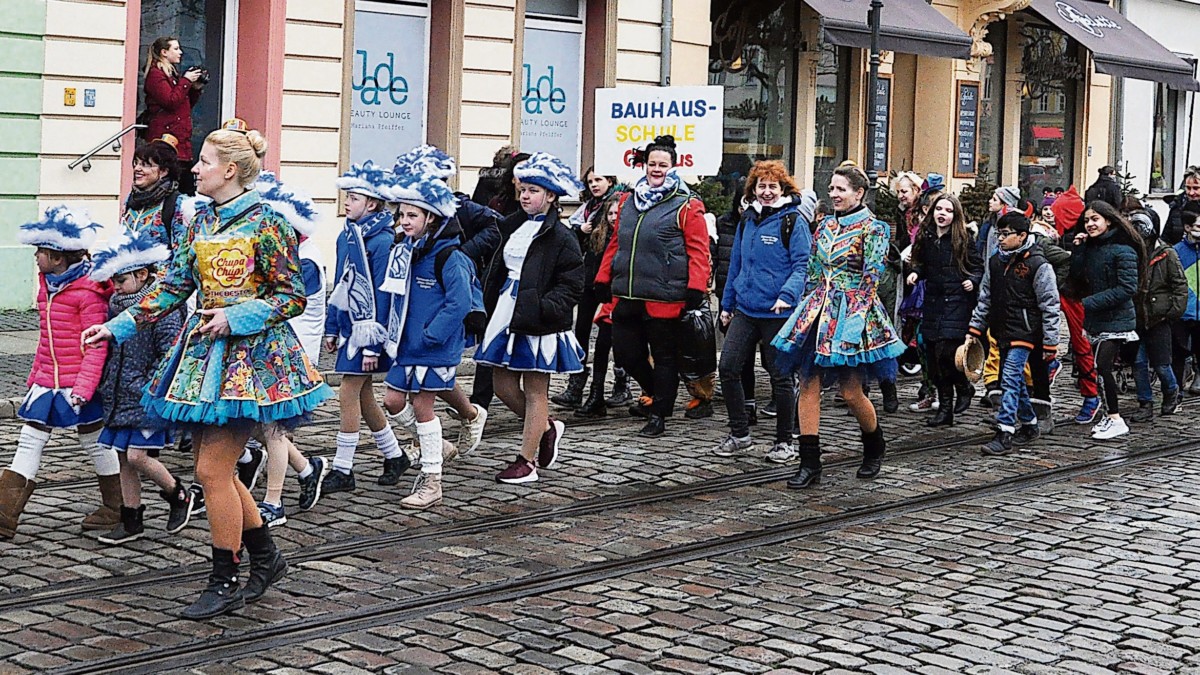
[0,360,484,421]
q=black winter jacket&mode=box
[912,230,983,343]
[99,280,183,428]
[482,211,584,336]
[1069,229,1140,335]
[713,210,738,300]
[1163,193,1200,246]
[452,193,502,275]
[1084,175,1122,210]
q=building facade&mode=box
[0,0,1194,308]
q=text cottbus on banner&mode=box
[594,86,724,176]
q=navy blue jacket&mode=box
[721,197,811,319]
[453,194,502,275]
[394,223,475,367]
[324,211,395,356]
[1069,228,1140,335]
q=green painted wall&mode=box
[0,0,45,310]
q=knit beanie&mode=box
[995,186,1020,208]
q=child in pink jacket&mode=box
[0,207,119,540]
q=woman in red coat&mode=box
[142,36,204,194]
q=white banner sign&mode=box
[593,86,725,176]
[520,26,583,172]
[349,6,427,166]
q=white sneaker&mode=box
[457,404,487,455]
[713,435,754,457]
[765,442,797,463]
[1093,416,1129,440]
[908,397,939,412]
[1090,416,1112,437]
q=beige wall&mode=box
[458,0,520,194]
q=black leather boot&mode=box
[181,547,244,619]
[927,387,954,427]
[241,525,287,604]
[575,380,607,418]
[551,368,589,408]
[787,435,822,489]
[856,425,885,479]
[954,384,975,414]
[638,415,666,438]
[880,381,899,414]
[378,454,412,486]
[605,368,632,407]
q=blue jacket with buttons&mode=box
[721,197,812,319]
[394,224,475,368]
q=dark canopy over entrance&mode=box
[1027,0,1199,91]
[802,0,972,59]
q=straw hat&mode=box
[955,338,986,383]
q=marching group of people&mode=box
[1,44,1196,619]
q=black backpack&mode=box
[735,211,798,252]
[432,245,488,335]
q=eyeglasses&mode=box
[995,230,1017,238]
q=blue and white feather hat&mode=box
[513,152,584,197]
[89,229,169,282]
[254,171,320,237]
[392,144,457,182]
[388,174,459,219]
[18,205,103,252]
[334,161,394,201]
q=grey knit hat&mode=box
[995,186,1021,208]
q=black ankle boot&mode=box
[954,384,975,414]
[551,368,589,408]
[378,454,412,486]
[638,415,666,438]
[181,547,244,619]
[99,505,145,545]
[161,478,192,534]
[241,525,287,604]
[927,389,954,427]
[606,368,632,407]
[857,426,885,479]
[880,381,899,414]
[575,382,607,418]
[787,435,822,489]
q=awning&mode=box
[1032,126,1064,140]
[803,0,972,60]
[1026,0,1199,91]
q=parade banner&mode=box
[521,25,583,172]
[594,86,725,176]
[349,4,427,166]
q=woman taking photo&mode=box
[1069,200,1146,441]
[714,160,813,462]
[595,136,711,438]
[906,194,983,426]
[553,167,622,410]
[771,161,904,488]
[143,36,205,195]
[84,118,332,619]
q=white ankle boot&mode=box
[400,472,442,509]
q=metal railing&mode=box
[68,123,147,172]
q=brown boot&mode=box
[0,469,36,540]
[82,474,122,530]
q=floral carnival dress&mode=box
[106,190,332,427]
[772,205,905,382]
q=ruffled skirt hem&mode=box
[384,364,458,393]
[18,385,103,428]
[141,384,333,430]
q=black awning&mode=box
[1027,0,1199,91]
[802,0,973,59]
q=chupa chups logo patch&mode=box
[210,247,251,288]
[1055,1,1121,38]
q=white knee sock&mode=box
[333,431,359,473]
[416,419,443,475]
[388,403,418,437]
[81,428,119,476]
[11,425,51,480]
[373,426,402,460]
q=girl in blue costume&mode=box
[379,170,476,509]
[771,161,905,488]
[84,118,332,620]
[323,162,410,493]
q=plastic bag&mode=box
[678,308,717,380]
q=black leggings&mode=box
[574,286,600,367]
[612,301,680,418]
[926,339,968,408]
[592,322,613,390]
[1172,321,1200,388]
[1093,338,1132,415]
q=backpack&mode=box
[433,245,488,335]
[160,191,177,246]
[734,211,798,252]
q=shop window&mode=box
[708,0,798,198]
[521,0,584,173]
[1151,83,1180,193]
[813,44,850,199]
[349,0,430,166]
[977,21,1006,184]
[1018,24,1079,198]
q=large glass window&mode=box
[977,21,1006,184]
[140,0,228,156]
[708,0,798,196]
[521,0,584,172]
[813,44,850,199]
[349,0,430,166]
[1018,24,1078,198]
[1151,83,1180,193]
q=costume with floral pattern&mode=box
[106,190,332,427]
[772,205,905,381]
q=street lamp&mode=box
[864,0,884,207]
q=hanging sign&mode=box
[349,4,428,166]
[870,75,891,175]
[594,86,725,176]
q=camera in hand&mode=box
[186,66,211,85]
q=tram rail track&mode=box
[48,434,1200,675]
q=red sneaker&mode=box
[538,418,564,469]
[496,456,538,484]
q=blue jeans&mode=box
[997,346,1036,433]
[1134,344,1178,403]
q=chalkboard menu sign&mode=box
[870,75,891,174]
[955,82,979,178]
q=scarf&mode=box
[125,179,177,211]
[381,221,452,358]
[632,171,683,212]
[327,210,391,358]
[750,194,794,214]
[45,261,91,294]
[109,277,157,314]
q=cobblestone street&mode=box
[1,369,1199,674]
